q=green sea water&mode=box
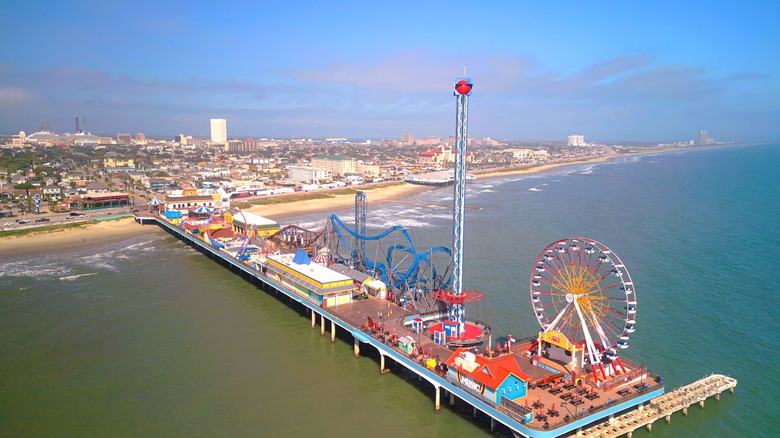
[2,144,778,437]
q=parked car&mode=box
[17,219,31,224]
[35,218,51,223]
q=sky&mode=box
[1,1,778,143]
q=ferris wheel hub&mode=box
[566,293,574,303]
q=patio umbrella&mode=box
[312,253,328,264]
[148,198,163,206]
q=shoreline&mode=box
[0,217,160,258]
[0,147,685,255]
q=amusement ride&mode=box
[326,77,490,347]
[530,238,637,381]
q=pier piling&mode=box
[320,314,325,336]
[353,338,360,357]
[435,386,441,412]
[311,311,316,329]
[330,320,336,343]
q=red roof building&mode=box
[445,348,531,405]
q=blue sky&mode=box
[1,1,778,143]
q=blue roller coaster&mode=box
[328,213,452,300]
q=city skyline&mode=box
[1,1,778,143]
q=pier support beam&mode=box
[473,406,477,417]
[699,400,705,408]
[354,338,360,357]
[330,320,336,343]
[311,311,316,329]
[666,415,671,424]
[380,354,385,374]
[320,314,325,336]
[646,422,652,432]
[627,432,632,438]
[683,407,688,416]
[490,418,495,432]
[435,386,441,412]
[716,393,720,401]
[449,392,455,406]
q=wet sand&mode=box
[0,218,161,258]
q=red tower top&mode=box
[455,79,472,95]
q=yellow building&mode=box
[225,209,279,237]
[103,158,135,168]
[264,250,355,307]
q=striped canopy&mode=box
[148,198,163,206]
[312,253,328,264]
[192,205,214,214]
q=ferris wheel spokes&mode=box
[529,238,637,382]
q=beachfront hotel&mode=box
[210,118,227,145]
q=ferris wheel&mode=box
[530,238,636,373]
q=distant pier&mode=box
[577,374,738,437]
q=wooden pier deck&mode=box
[135,213,736,438]
[577,373,738,437]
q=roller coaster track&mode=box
[329,214,452,292]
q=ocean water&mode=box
[1,143,778,437]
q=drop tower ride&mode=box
[449,77,473,335]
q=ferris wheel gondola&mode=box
[529,238,637,380]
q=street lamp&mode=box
[560,401,573,418]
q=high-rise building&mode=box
[116,133,132,144]
[400,132,414,145]
[210,119,227,144]
[567,135,585,147]
[135,133,146,142]
[310,155,356,176]
[697,130,708,145]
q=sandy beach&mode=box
[0,149,669,256]
[0,217,161,258]
[245,183,438,222]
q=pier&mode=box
[134,212,734,437]
[577,373,738,437]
